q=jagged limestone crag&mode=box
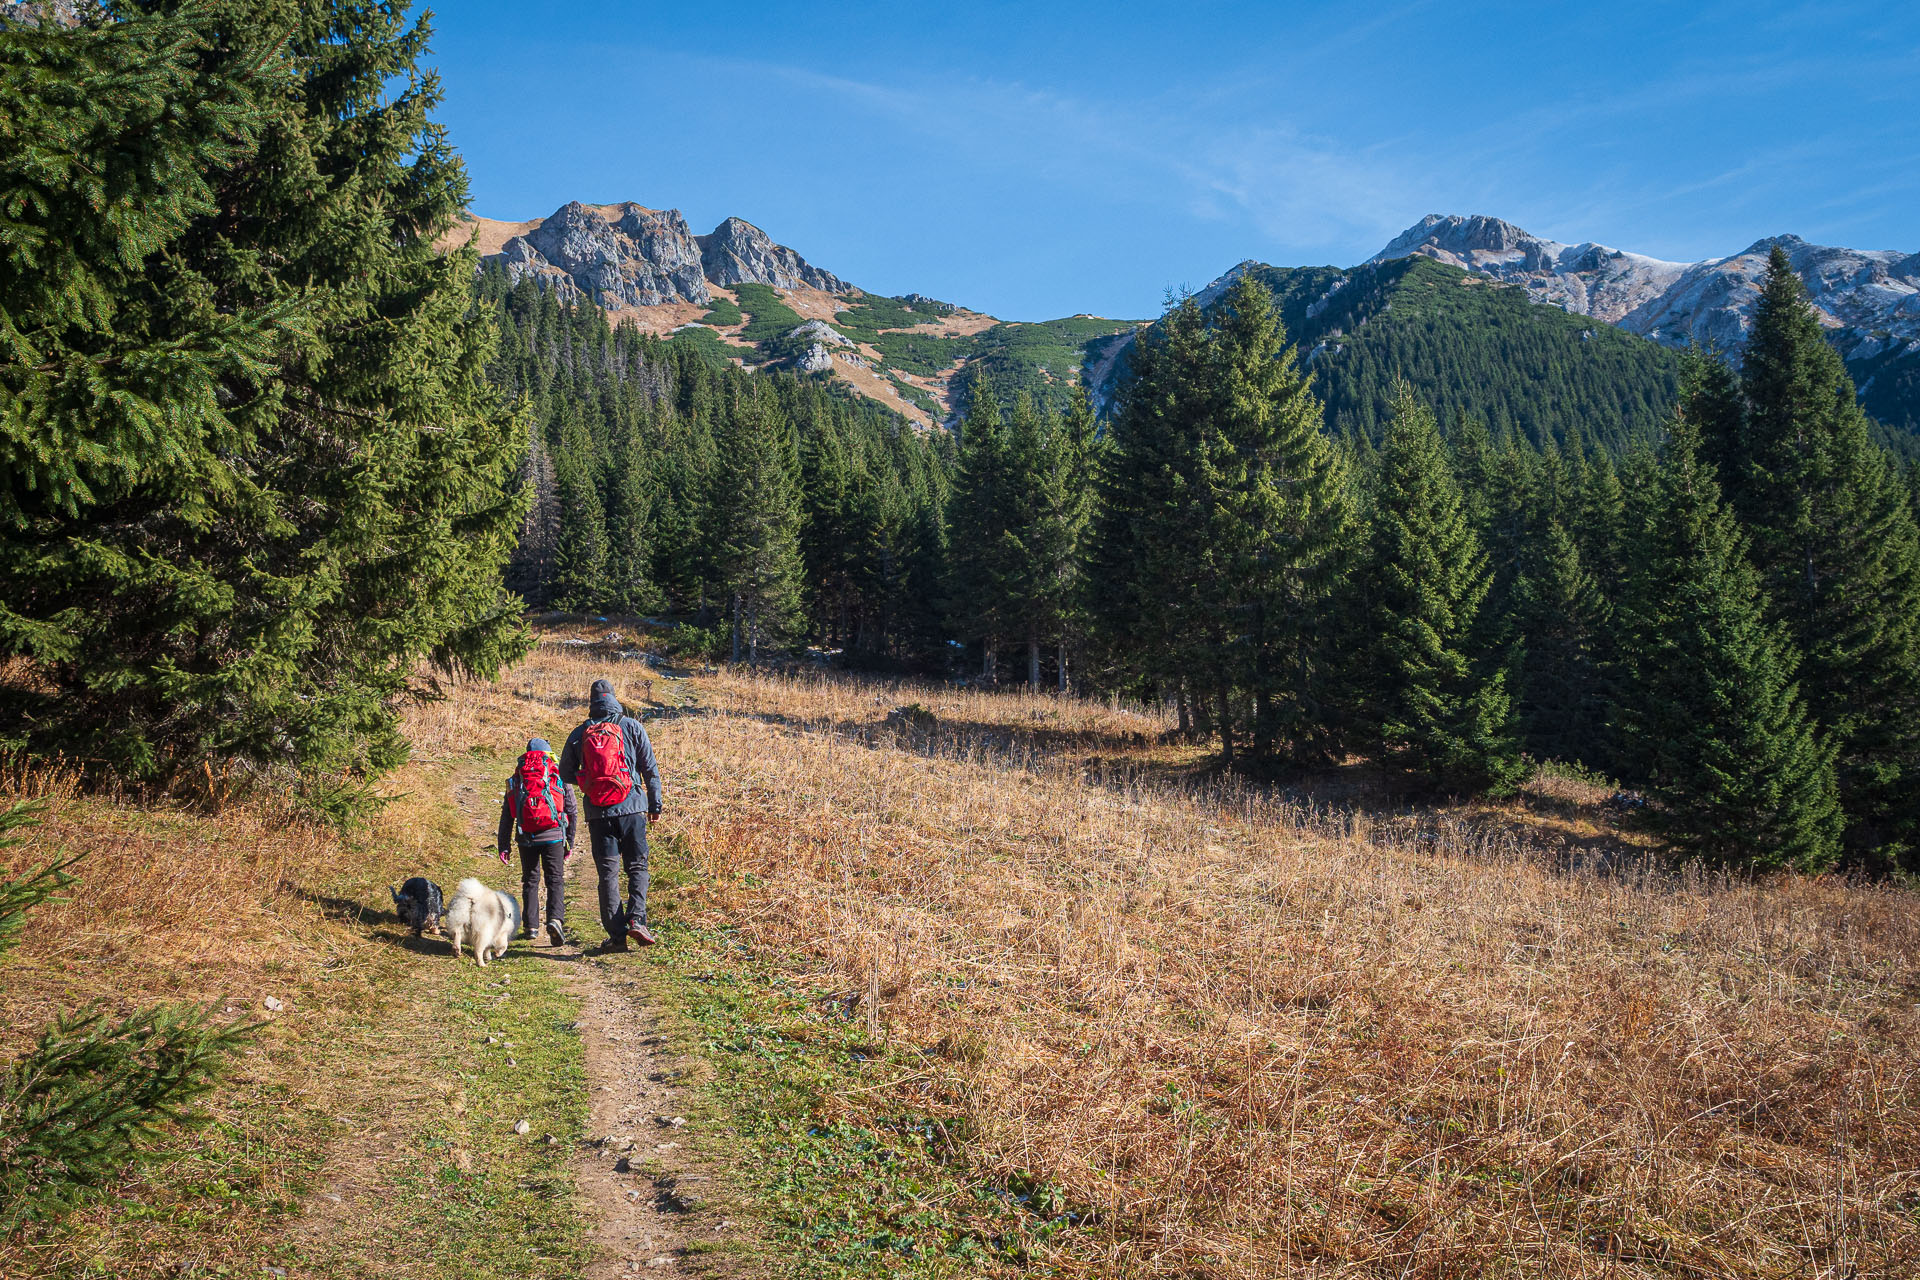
[699,217,848,293]
[487,202,850,309]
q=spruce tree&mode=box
[1211,274,1360,763]
[1359,384,1524,794]
[943,385,1017,680]
[549,414,610,611]
[710,387,803,664]
[0,1,527,781]
[1510,520,1611,766]
[603,422,662,617]
[1731,246,1920,866]
[1613,417,1841,870]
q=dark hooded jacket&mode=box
[558,680,663,821]
[497,737,580,853]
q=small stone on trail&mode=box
[512,1119,531,1135]
[614,1156,633,1173]
[262,996,284,1012]
[654,1115,686,1127]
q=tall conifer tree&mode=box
[1358,384,1524,794]
[1724,248,1920,865]
[710,387,803,664]
[1613,417,1841,869]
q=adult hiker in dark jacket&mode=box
[558,679,664,949]
[496,737,579,947]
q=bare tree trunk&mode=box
[981,641,995,684]
[1217,687,1234,765]
[731,593,742,664]
[1028,633,1041,691]
[1177,681,1192,738]
[1057,640,1069,695]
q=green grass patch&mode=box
[888,377,943,419]
[298,953,594,1279]
[643,847,1091,1277]
[702,295,744,327]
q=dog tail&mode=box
[445,877,488,934]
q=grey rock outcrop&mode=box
[698,217,849,293]
[509,202,710,308]
[481,202,852,310]
[787,319,855,348]
[796,344,836,374]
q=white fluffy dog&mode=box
[444,878,521,966]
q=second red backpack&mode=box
[515,750,564,835]
[578,720,633,807]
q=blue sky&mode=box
[428,0,1920,321]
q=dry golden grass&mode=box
[597,656,1920,1279]
[7,627,1916,1279]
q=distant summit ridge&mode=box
[466,200,854,310]
[1372,213,1920,357]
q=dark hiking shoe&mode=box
[627,921,658,947]
[521,926,537,942]
[602,936,629,953]
[547,919,567,947]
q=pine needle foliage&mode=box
[0,2,528,783]
[1613,416,1841,870]
[1358,383,1525,795]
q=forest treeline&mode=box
[499,254,1920,875]
[6,4,1920,875]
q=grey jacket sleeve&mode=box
[626,717,663,812]
[496,783,516,853]
[556,724,584,786]
[563,783,580,846]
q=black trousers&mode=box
[588,812,649,939]
[518,839,566,932]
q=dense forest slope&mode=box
[1095,255,1687,451]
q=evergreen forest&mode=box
[5,3,1919,878]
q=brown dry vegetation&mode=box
[7,627,1918,1278]
[515,642,1916,1279]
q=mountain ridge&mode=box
[449,199,1920,440]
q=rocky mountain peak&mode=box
[480,201,852,310]
[697,217,848,294]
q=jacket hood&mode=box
[526,737,553,754]
[588,679,623,719]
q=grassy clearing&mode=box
[642,664,1920,1279]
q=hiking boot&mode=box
[547,919,567,947]
[521,926,537,942]
[627,921,658,947]
[603,936,629,953]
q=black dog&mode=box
[390,877,446,937]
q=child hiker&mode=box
[496,736,579,946]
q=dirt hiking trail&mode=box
[444,751,751,1279]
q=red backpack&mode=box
[578,720,633,807]
[515,749,565,835]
